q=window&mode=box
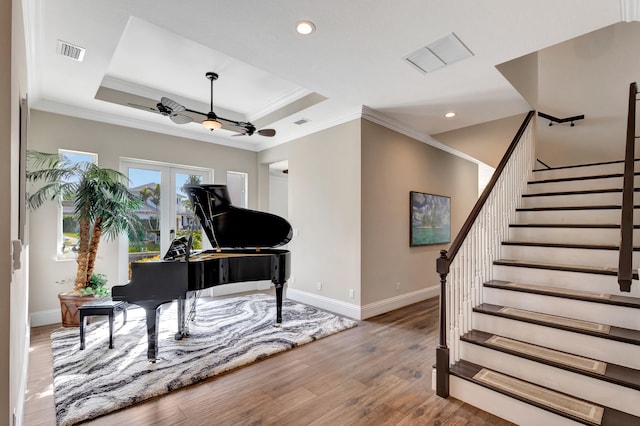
[58,149,98,260]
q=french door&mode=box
[119,159,212,282]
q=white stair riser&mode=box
[492,264,640,297]
[473,312,640,369]
[500,245,638,269]
[483,287,640,329]
[460,342,640,416]
[515,208,632,224]
[508,227,635,245]
[532,163,624,181]
[450,375,583,426]
[527,175,640,193]
[520,192,633,208]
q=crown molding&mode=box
[247,87,312,122]
[620,0,640,21]
[361,106,487,166]
[254,107,362,152]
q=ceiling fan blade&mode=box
[170,114,193,124]
[257,128,276,137]
[160,97,186,113]
[128,103,160,113]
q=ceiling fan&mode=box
[151,72,276,137]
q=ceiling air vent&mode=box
[294,118,310,125]
[404,32,473,74]
[56,40,86,62]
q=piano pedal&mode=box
[174,331,190,340]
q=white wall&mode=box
[7,0,30,423]
[27,111,259,324]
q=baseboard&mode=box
[285,288,362,320]
[285,285,439,321]
[360,286,439,319]
[30,309,61,327]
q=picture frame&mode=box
[410,191,450,246]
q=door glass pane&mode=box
[176,173,203,250]
[128,168,162,262]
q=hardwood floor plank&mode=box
[24,296,515,425]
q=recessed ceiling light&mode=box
[296,20,316,35]
[445,112,456,118]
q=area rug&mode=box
[50,293,358,426]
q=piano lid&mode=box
[184,184,293,249]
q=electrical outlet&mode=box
[395,282,401,292]
[349,289,354,298]
[316,281,322,291]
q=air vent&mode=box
[404,33,473,74]
[56,40,86,62]
[294,118,310,125]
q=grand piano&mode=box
[112,184,292,362]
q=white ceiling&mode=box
[25,0,629,153]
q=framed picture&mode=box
[410,191,450,246]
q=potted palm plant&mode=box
[26,150,143,326]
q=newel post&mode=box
[435,249,450,397]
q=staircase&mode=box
[448,160,640,425]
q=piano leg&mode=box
[175,297,188,340]
[144,306,160,362]
[274,282,284,327]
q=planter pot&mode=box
[58,292,98,327]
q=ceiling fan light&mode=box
[202,115,222,131]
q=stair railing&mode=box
[618,82,637,292]
[435,110,535,397]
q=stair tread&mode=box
[528,171,639,185]
[532,158,636,173]
[523,188,634,197]
[474,303,640,345]
[462,330,640,391]
[510,224,639,229]
[485,280,640,308]
[493,258,640,279]
[502,241,640,250]
[517,205,638,211]
[451,359,640,425]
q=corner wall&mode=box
[360,120,478,315]
[432,113,527,169]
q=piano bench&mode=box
[78,298,127,350]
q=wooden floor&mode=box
[24,296,514,425]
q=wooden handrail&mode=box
[439,110,535,266]
[618,82,637,292]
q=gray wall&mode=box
[27,111,258,319]
[361,120,478,305]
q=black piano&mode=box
[112,184,292,362]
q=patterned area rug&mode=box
[50,293,358,426]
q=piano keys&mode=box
[112,184,292,362]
